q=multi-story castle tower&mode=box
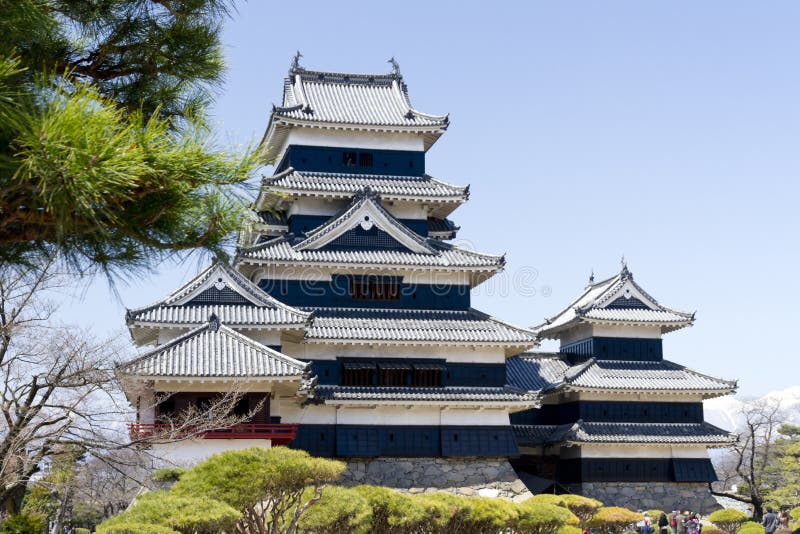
[508,265,736,512]
[117,59,736,507]
[119,58,539,498]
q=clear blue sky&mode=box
[63,1,800,398]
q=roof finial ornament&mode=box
[589,269,595,284]
[620,255,631,279]
[291,50,303,71]
[388,56,401,76]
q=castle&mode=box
[119,58,735,511]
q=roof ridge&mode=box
[294,188,436,254]
[662,359,738,388]
[119,320,308,375]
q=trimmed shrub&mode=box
[701,529,729,534]
[647,510,667,523]
[456,495,518,534]
[352,485,429,533]
[561,494,603,527]
[0,514,46,534]
[589,507,642,534]
[710,509,750,534]
[97,491,240,534]
[738,522,764,534]
[95,523,179,534]
[516,501,578,534]
[413,492,471,533]
[75,529,90,534]
[790,507,800,523]
[529,494,568,508]
[151,467,187,483]
[294,486,371,534]
[560,526,583,534]
[172,447,345,534]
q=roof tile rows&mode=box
[121,321,307,378]
[274,70,448,128]
[534,266,694,337]
[303,307,537,345]
[237,235,503,269]
[514,421,735,446]
[261,170,467,201]
[506,353,736,395]
[313,385,537,403]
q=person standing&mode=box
[659,513,669,534]
[677,512,688,534]
[763,507,779,534]
[670,511,679,534]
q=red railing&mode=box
[127,423,298,444]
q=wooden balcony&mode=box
[128,423,298,445]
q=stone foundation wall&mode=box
[568,482,721,514]
[338,457,532,501]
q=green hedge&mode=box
[709,509,750,534]
[0,514,46,534]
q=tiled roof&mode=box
[273,68,448,128]
[237,233,503,270]
[303,307,537,346]
[259,169,467,202]
[313,385,539,404]
[514,421,735,447]
[257,211,288,227]
[506,353,736,396]
[126,261,309,329]
[119,319,307,378]
[534,266,694,338]
[506,354,569,391]
[294,188,435,254]
[428,217,459,239]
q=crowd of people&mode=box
[631,507,798,534]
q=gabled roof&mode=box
[118,317,308,379]
[236,192,504,279]
[506,353,737,398]
[514,421,736,447]
[255,168,468,213]
[534,265,695,339]
[294,188,435,254]
[302,307,537,350]
[262,61,449,161]
[126,261,309,341]
[313,385,539,407]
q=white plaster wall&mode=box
[242,330,282,347]
[440,408,510,426]
[560,324,662,345]
[280,402,338,424]
[281,343,507,364]
[335,406,442,426]
[572,391,707,403]
[287,197,346,217]
[279,129,425,160]
[152,438,271,466]
[576,444,711,459]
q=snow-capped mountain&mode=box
[704,386,800,433]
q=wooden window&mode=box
[342,366,373,386]
[342,152,357,166]
[349,277,400,301]
[412,366,443,387]
[378,368,406,386]
[359,152,374,168]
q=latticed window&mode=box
[412,363,444,387]
[359,152,374,168]
[342,363,374,386]
[342,152,357,166]
[349,277,400,301]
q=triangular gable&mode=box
[295,189,435,254]
[127,260,310,323]
[119,318,308,378]
[592,273,661,312]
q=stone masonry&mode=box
[338,457,533,502]
[569,482,721,514]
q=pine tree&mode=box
[0,0,256,275]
